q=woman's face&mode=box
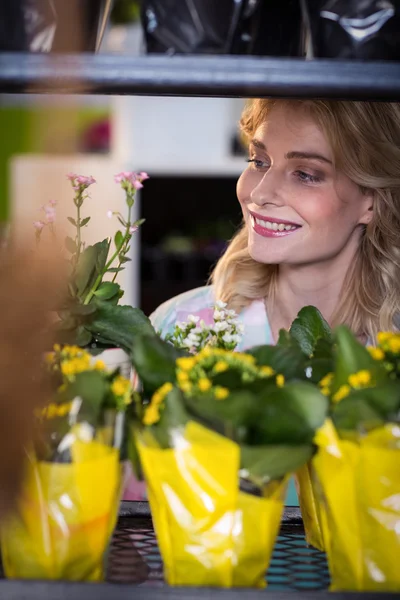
[237,103,373,267]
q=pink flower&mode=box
[75,175,96,187]
[33,220,46,231]
[48,199,57,207]
[129,225,138,234]
[176,308,215,328]
[44,206,56,223]
[114,171,149,187]
[67,173,96,190]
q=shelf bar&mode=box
[1,53,400,98]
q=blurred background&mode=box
[2,0,247,316]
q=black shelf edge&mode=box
[118,501,303,524]
[0,580,399,599]
[1,53,400,99]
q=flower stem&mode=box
[83,206,132,305]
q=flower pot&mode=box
[137,421,287,588]
[0,0,113,53]
[313,420,400,591]
[1,440,121,580]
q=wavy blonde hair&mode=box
[211,99,400,341]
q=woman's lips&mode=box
[249,213,302,238]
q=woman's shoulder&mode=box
[150,285,216,335]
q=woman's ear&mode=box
[359,190,374,225]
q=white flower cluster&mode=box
[165,301,244,353]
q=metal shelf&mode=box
[1,502,399,599]
[1,53,400,99]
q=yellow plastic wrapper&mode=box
[137,421,287,588]
[295,463,326,551]
[313,420,400,591]
[1,440,121,581]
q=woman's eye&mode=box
[295,170,322,184]
[247,158,270,170]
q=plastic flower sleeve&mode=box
[1,438,121,581]
[295,462,327,551]
[313,420,400,591]
[137,420,288,588]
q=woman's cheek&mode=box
[236,169,254,206]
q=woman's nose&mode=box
[250,171,285,208]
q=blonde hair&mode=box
[211,99,400,341]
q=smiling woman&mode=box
[151,99,400,350]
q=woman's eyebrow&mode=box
[285,150,332,164]
[250,138,266,150]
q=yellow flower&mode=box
[377,332,392,345]
[61,360,75,376]
[111,375,130,397]
[94,360,106,371]
[367,346,384,361]
[388,337,400,354]
[157,382,174,401]
[198,378,212,392]
[321,387,331,396]
[53,344,61,352]
[42,402,72,419]
[214,360,229,373]
[179,381,192,394]
[235,353,256,365]
[348,369,371,388]
[214,386,229,400]
[260,365,275,377]
[143,404,160,426]
[176,357,197,371]
[332,384,351,403]
[177,370,190,383]
[319,373,334,388]
[276,374,285,388]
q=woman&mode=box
[152,99,400,345]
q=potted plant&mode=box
[128,332,328,587]
[34,171,155,377]
[311,327,400,591]
[1,344,133,580]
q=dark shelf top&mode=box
[1,53,400,99]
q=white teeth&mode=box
[253,216,298,232]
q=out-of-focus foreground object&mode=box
[0,235,66,516]
[303,0,400,60]
[141,0,304,57]
[0,0,113,53]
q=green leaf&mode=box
[74,245,99,296]
[248,344,307,380]
[81,216,91,227]
[86,303,156,357]
[67,217,77,226]
[107,267,124,273]
[241,444,313,484]
[255,382,328,445]
[120,256,132,264]
[75,326,93,347]
[65,236,77,253]
[332,382,400,434]
[130,333,187,394]
[95,239,110,275]
[114,230,124,251]
[333,326,385,390]
[183,390,258,441]
[94,281,121,301]
[68,303,97,316]
[289,306,332,357]
[63,370,108,424]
